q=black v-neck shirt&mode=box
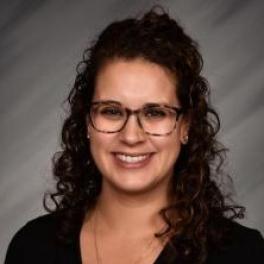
[5,213,264,264]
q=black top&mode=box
[5,213,264,264]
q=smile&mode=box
[115,153,150,163]
[113,152,154,168]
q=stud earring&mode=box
[182,135,188,144]
[87,133,90,139]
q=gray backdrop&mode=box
[1,0,263,261]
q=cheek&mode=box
[89,132,116,167]
[89,133,106,160]
[166,140,181,165]
[154,134,182,166]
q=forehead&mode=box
[93,58,180,107]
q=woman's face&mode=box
[88,58,188,196]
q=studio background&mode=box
[1,0,263,262]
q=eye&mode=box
[143,107,168,119]
[99,106,124,118]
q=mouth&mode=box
[112,152,155,168]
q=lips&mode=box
[116,153,150,163]
[112,152,154,168]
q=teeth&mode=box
[116,154,149,163]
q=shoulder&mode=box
[7,213,59,246]
[208,219,264,263]
[15,213,58,236]
[228,220,264,255]
[5,213,63,264]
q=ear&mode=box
[179,115,190,145]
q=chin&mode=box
[105,173,165,195]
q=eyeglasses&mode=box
[88,101,183,136]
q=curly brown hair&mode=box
[44,6,245,263]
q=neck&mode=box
[91,182,170,237]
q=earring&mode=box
[182,135,188,144]
[87,133,90,139]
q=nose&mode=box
[119,114,146,145]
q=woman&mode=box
[5,7,264,264]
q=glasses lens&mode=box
[90,103,126,132]
[140,106,177,135]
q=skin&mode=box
[81,58,189,264]
[88,58,188,197]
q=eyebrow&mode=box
[92,100,176,107]
[144,102,166,107]
[92,100,122,105]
